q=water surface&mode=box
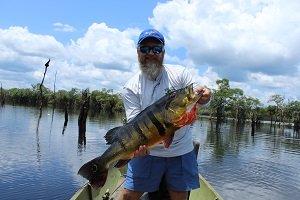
[0,105,299,199]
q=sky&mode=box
[0,0,299,105]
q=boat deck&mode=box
[71,168,223,200]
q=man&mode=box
[120,29,211,200]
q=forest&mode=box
[1,78,299,131]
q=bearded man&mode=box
[120,29,211,200]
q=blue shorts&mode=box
[124,150,200,192]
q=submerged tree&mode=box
[268,94,285,126]
[209,79,232,123]
[39,59,51,111]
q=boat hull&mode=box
[71,167,223,200]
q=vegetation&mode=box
[200,79,300,129]
[2,84,124,113]
[1,79,300,130]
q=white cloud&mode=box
[53,22,76,32]
[0,24,140,91]
[66,23,139,71]
[149,0,300,101]
[248,72,299,89]
[0,1,299,104]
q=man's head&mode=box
[137,29,165,81]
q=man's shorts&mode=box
[124,150,200,192]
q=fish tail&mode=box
[78,159,108,188]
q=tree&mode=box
[268,94,285,126]
[209,79,232,123]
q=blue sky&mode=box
[0,0,166,43]
[0,0,299,104]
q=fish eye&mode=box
[170,92,176,98]
[92,164,98,172]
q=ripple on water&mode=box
[1,106,300,200]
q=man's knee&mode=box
[119,188,144,200]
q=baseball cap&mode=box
[137,29,165,46]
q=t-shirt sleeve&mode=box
[180,67,194,87]
[121,87,141,122]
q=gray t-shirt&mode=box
[122,64,194,157]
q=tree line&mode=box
[0,83,124,113]
[1,79,299,130]
[202,79,300,131]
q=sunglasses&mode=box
[139,45,164,54]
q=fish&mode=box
[78,83,203,188]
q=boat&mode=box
[71,142,223,200]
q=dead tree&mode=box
[62,103,69,134]
[0,82,4,106]
[78,89,90,145]
[39,59,50,111]
[52,70,57,108]
[294,111,300,133]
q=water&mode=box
[0,105,300,200]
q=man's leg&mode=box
[168,190,188,200]
[119,188,144,200]
[165,151,200,199]
[122,155,165,199]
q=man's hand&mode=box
[133,145,149,158]
[195,86,211,105]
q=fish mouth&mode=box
[193,90,204,103]
[186,90,204,111]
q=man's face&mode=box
[137,39,165,80]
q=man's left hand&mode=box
[195,86,211,105]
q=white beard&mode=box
[139,61,163,81]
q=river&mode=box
[0,105,299,199]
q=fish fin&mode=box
[174,104,198,127]
[105,126,122,144]
[163,134,175,148]
[114,159,131,168]
[78,159,108,188]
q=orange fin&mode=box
[175,104,198,127]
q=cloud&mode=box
[67,23,139,71]
[149,0,300,79]
[0,1,299,104]
[149,0,300,101]
[0,26,65,71]
[0,24,140,91]
[53,22,76,32]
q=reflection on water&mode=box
[0,105,300,200]
[194,120,300,200]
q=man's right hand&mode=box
[133,145,149,157]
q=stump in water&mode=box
[251,116,256,136]
[78,89,90,145]
[0,82,4,106]
[294,119,300,133]
[62,103,69,134]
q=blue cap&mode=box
[137,29,165,46]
